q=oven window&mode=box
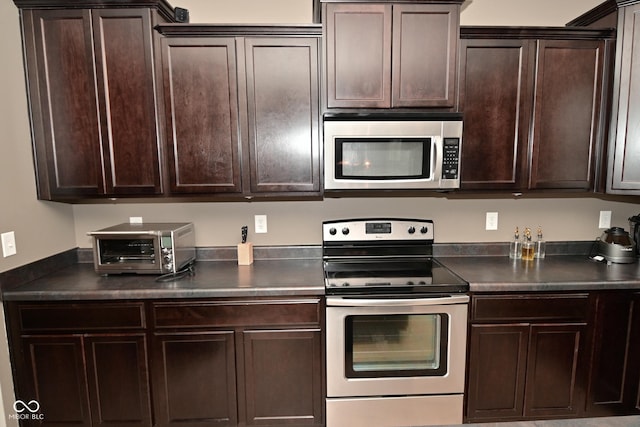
[345,313,448,378]
[336,138,431,179]
[98,239,156,265]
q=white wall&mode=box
[74,197,640,248]
[174,0,606,25]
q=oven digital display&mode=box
[366,222,391,234]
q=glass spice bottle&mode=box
[521,227,535,261]
[509,227,522,259]
[535,226,546,259]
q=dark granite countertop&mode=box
[1,259,325,301]
[4,248,640,302]
[439,415,640,426]
[438,255,640,292]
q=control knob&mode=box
[342,227,350,235]
[408,226,416,234]
[329,227,337,236]
[420,226,429,234]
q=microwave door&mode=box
[331,138,435,189]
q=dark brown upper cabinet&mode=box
[322,0,462,109]
[157,26,322,198]
[607,1,640,194]
[458,27,614,192]
[14,1,175,201]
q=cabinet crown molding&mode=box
[460,26,615,40]
[155,23,322,37]
[12,0,176,21]
[320,0,463,3]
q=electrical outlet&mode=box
[599,210,612,229]
[255,215,268,234]
[129,216,143,224]
[1,231,17,257]
[485,212,498,231]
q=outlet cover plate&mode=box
[599,211,612,229]
[1,231,17,257]
[255,215,267,234]
[486,212,498,231]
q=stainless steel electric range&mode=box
[323,218,469,427]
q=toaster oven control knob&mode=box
[342,227,350,235]
[408,226,416,234]
[420,226,429,234]
[329,227,337,235]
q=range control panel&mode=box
[323,218,434,242]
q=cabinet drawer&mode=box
[153,298,322,329]
[471,294,589,322]
[17,302,146,332]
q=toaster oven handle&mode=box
[326,294,469,307]
[87,231,160,236]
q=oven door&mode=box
[326,294,468,398]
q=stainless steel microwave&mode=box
[88,222,195,275]
[323,113,463,191]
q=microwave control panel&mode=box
[442,138,460,180]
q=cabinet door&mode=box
[243,37,320,194]
[587,292,640,416]
[392,3,458,107]
[608,4,640,193]
[152,332,238,427]
[524,323,587,418]
[241,329,323,426]
[466,324,529,422]
[85,335,152,427]
[92,9,162,195]
[324,3,392,108]
[24,9,105,199]
[458,39,534,190]
[160,37,242,194]
[19,336,91,426]
[530,40,604,190]
[22,8,162,200]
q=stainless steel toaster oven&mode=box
[88,222,195,275]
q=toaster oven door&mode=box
[93,234,161,274]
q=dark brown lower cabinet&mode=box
[466,293,589,423]
[586,291,640,416]
[6,302,151,427]
[6,298,324,427]
[150,298,324,427]
[17,334,152,427]
[242,329,322,426]
[152,332,238,426]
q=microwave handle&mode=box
[326,294,469,307]
[431,139,438,181]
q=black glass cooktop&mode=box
[323,258,468,295]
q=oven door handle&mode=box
[326,294,469,307]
